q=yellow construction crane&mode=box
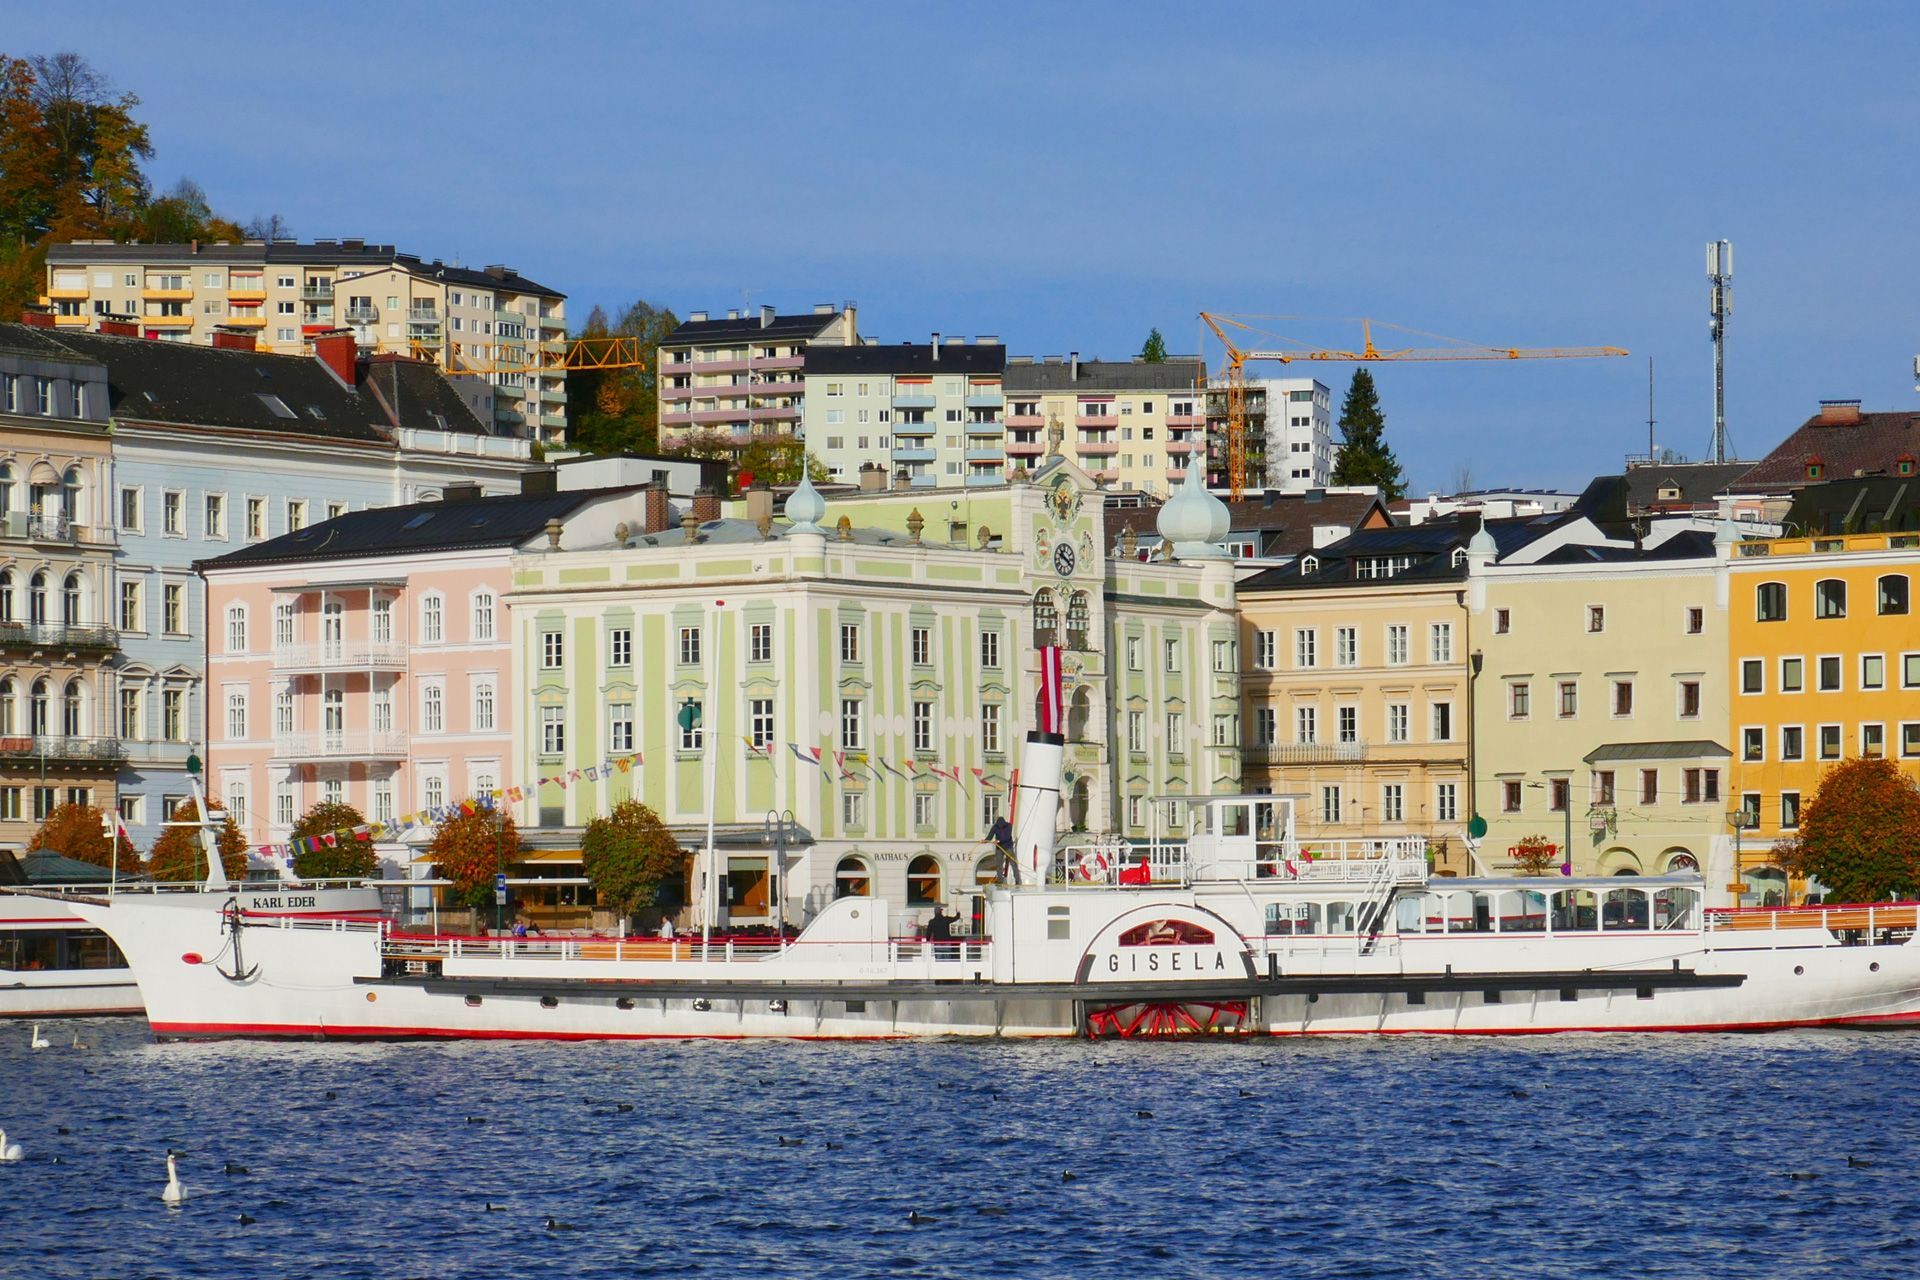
[407,335,646,377]
[1198,313,1629,499]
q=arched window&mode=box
[0,462,14,516]
[1032,588,1057,644]
[322,688,345,744]
[61,465,83,526]
[974,854,1003,888]
[834,855,872,899]
[1814,578,1846,619]
[28,570,48,625]
[0,678,14,735]
[225,690,246,740]
[1664,850,1699,873]
[422,685,444,733]
[471,591,495,642]
[28,677,50,735]
[421,593,444,643]
[1068,777,1090,829]
[0,569,13,623]
[1755,581,1786,622]
[905,854,943,906]
[1067,686,1092,742]
[1065,591,1090,650]
[1878,574,1909,616]
[61,680,83,737]
[226,604,247,653]
[62,571,82,624]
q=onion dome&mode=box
[1156,465,1230,559]
[785,471,827,534]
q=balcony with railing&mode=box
[344,304,379,325]
[1241,741,1370,766]
[892,418,934,437]
[0,622,118,654]
[1075,438,1120,457]
[0,735,125,767]
[892,447,937,465]
[407,307,442,327]
[538,311,567,332]
[301,284,335,302]
[273,641,408,672]
[0,512,115,546]
[271,731,410,762]
[966,418,1003,436]
[965,390,1005,409]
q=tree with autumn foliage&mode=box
[580,799,686,926]
[428,802,520,910]
[1777,757,1920,903]
[289,801,377,880]
[565,298,679,455]
[0,52,248,317]
[145,798,249,883]
[26,802,136,874]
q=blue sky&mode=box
[9,1,1919,492]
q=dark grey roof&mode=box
[1004,357,1205,394]
[1530,530,1719,564]
[1105,489,1391,560]
[0,323,100,362]
[1782,476,1920,536]
[662,311,844,347]
[23,326,393,443]
[1583,740,1730,764]
[14,850,118,884]
[197,487,635,571]
[805,343,1006,376]
[403,258,562,299]
[1238,515,1551,591]
[359,356,490,435]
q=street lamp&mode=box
[764,809,795,945]
[493,805,506,937]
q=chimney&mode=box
[311,329,358,385]
[690,310,708,323]
[814,303,833,315]
[1816,399,1863,426]
[691,485,721,524]
[745,482,773,528]
[858,462,885,492]
[96,314,139,337]
[760,305,774,328]
[642,480,672,534]
[1070,352,1080,382]
[210,325,256,352]
[931,332,941,360]
[727,309,741,321]
[441,482,482,503]
[19,306,55,329]
[485,264,509,280]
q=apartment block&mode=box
[0,327,120,849]
[43,241,568,442]
[657,304,858,456]
[1003,355,1206,498]
[1726,527,1920,906]
[801,338,1006,487]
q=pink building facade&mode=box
[204,548,514,871]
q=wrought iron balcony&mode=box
[0,735,126,767]
[0,622,118,653]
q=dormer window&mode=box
[1805,456,1824,480]
[1898,455,1917,478]
[1658,485,1681,501]
[1300,554,1319,576]
[1450,547,1467,568]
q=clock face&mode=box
[1052,541,1077,578]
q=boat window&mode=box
[1325,901,1356,933]
[1119,919,1215,946]
[1601,887,1647,930]
[834,855,872,899]
[1496,890,1546,932]
[1653,887,1700,930]
[1218,805,1251,837]
[1551,889,1598,932]
[1743,867,1788,908]
[1265,902,1323,936]
[1442,891,1494,933]
[0,931,58,970]
[905,855,944,906]
[1396,895,1437,934]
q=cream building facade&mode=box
[1004,356,1206,499]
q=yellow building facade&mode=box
[1468,536,1731,882]
[1238,578,1473,870]
[1726,531,1920,904]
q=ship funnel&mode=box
[1011,731,1065,886]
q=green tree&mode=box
[26,802,135,872]
[135,176,243,244]
[289,801,377,880]
[428,803,520,910]
[1139,328,1168,362]
[1329,368,1407,501]
[734,436,827,493]
[580,799,686,925]
[145,799,249,883]
[1777,757,1920,902]
[566,298,679,455]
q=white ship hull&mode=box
[0,894,140,1018]
[54,882,1920,1042]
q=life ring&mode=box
[1077,849,1111,882]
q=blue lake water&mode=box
[5,1021,1920,1278]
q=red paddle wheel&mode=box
[1084,999,1250,1038]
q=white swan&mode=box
[0,1129,21,1162]
[70,1028,89,1050]
[28,1025,48,1050]
[162,1153,186,1204]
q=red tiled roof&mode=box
[1739,410,1920,491]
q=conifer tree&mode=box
[1329,369,1407,501]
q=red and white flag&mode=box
[1037,645,1065,734]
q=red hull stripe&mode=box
[149,1007,1920,1041]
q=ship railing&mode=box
[379,929,990,970]
[1705,901,1919,943]
[1051,836,1427,889]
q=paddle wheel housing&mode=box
[1084,998,1251,1038]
